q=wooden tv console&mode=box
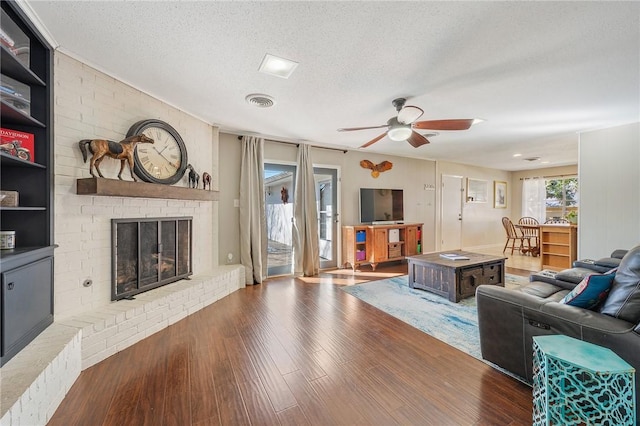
[342,223,423,271]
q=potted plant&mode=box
[566,210,578,224]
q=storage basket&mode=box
[389,243,401,258]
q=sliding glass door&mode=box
[264,163,339,275]
[264,163,295,276]
[315,167,338,269]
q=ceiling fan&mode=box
[338,98,475,148]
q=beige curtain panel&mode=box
[293,144,320,276]
[239,136,267,284]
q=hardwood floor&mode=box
[49,263,533,425]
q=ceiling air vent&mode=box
[524,157,541,162]
[245,94,275,108]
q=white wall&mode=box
[53,53,219,318]
[217,133,241,265]
[436,161,512,250]
[579,122,640,258]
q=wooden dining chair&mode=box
[502,217,527,254]
[518,216,540,255]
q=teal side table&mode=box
[533,335,635,425]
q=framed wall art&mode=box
[494,180,507,209]
[466,178,488,203]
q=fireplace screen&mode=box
[112,217,192,300]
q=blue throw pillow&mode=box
[559,273,615,309]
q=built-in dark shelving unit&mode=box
[0,0,55,366]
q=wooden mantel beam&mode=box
[76,177,219,201]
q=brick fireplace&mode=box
[112,217,192,300]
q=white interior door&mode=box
[441,175,463,251]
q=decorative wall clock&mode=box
[126,119,188,185]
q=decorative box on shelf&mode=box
[1,8,30,67]
[0,190,18,207]
[0,75,31,116]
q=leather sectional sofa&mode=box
[476,245,640,412]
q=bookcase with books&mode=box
[0,0,54,366]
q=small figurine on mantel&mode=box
[202,172,211,190]
[78,134,154,181]
[186,164,199,189]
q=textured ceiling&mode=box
[23,1,640,171]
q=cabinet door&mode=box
[372,228,388,262]
[341,227,355,266]
[1,256,53,360]
[405,226,418,256]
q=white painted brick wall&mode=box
[54,52,220,318]
[1,50,235,426]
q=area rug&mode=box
[341,274,528,360]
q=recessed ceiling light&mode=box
[513,153,522,157]
[259,54,299,79]
[541,161,550,164]
[472,118,485,125]
[245,93,275,108]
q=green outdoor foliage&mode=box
[545,177,579,219]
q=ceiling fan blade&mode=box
[412,119,474,131]
[407,131,430,148]
[338,124,388,132]
[360,132,387,148]
[397,105,424,124]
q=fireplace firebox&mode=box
[111,217,192,300]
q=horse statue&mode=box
[187,164,199,188]
[78,134,154,181]
[202,172,211,190]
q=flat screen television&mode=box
[359,188,404,224]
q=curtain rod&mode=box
[237,135,348,153]
[520,174,577,180]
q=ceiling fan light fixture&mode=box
[397,105,424,124]
[388,126,413,141]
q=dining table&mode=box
[515,223,540,256]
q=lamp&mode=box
[388,125,413,141]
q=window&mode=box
[319,183,329,239]
[545,177,578,220]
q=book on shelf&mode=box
[439,253,470,261]
[1,127,34,162]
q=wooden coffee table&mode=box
[407,251,506,302]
